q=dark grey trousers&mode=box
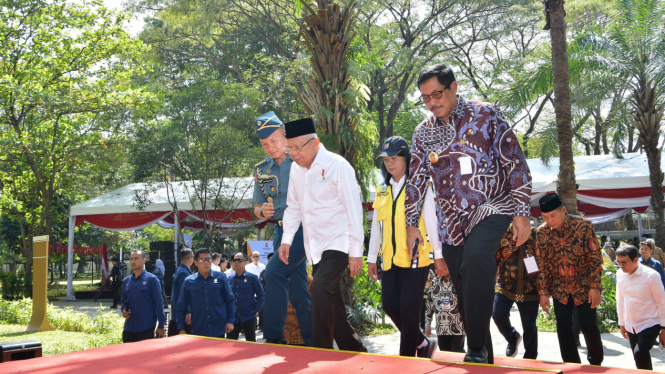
[442,214,512,364]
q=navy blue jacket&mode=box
[228,270,265,324]
[177,271,235,337]
[170,263,192,321]
[120,269,166,333]
[640,257,665,287]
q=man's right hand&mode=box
[122,309,131,319]
[279,243,291,265]
[185,313,191,325]
[539,295,550,315]
[406,226,424,260]
[367,262,378,281]
[434,258,449,278]
[261,203,275,220]
[620,326,629,341]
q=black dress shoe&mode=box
[464,347,488,363]
[109,305,118,309]
[506,332,522,358]
[416,337,437,358]
[265,338,288,345]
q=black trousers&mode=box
[442,214,512,364]
[111,281,121,307]
[628,324,660,370]
[381,266,430,356]
[552,296,604,365]
[167,319,191,337]
[122,328,154,343]
[311,250,366,352]
[492,293,539,359]
[438,335,465,353]
[226,317,257,342]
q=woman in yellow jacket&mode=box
[367,136,440,358]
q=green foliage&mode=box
[347,257,385,331]
[598,263,619,333]
[536,306,557,332]
[0,270,31,300]
[0,324,121,356]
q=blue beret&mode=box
[255,111,283,139]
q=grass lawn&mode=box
[0,324,121,356]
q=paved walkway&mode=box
[51,299,665,372]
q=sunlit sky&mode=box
[102,0,145,35]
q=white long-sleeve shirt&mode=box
[617,263,665,334]
[281,144,364,265]
[367,177,441,264]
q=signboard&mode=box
[247,241,273,264]
[48,242,106,255]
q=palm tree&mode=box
[578,0,665,245]
[542,0,579,214]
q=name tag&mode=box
[459,156,472,175]
[524,256,539,274]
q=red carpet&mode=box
[433,351,641,373]
[0,335,558,374]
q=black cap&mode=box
[377,136,409,158]
[539,193,563,213]
[111,256,119,262]
[285,118,317,139]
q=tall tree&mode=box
[0,0,151,274]
[543,0,578,213]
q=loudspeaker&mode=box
[146,259,177,297]
[150,241,175,261]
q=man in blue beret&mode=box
[253,111,312,345]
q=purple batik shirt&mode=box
[405,96,532,246]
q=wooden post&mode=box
[26,236,54,332]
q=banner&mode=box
[100,243,109,279]
[247,241,274,264]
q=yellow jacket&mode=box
[373,183,433,271]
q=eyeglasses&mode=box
[420,87,449,103]
[232,258,245,263]
[197,257,212,263]
[617,260,630,266]
[284,137,314,154]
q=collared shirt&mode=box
[120,269,166,333]
[617,263,665,334]
[228,270,265,324]
[367,177,441,263]
[245,262,265,277]
[424,271,464,336]
[211,263,221,272]
[282,144,364,265]
[405,96,532,246]
[177,271,235,337]
[225,269,235,278]
[640,257,665,287]
[535,214,603,304]
[170,263,192,321]
[495,226,539,302]
[253,155,293,221]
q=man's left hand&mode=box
[226,323,234,334]
[589,288,602,308]
[155,328,165,338]
[512,216,531,246]
[349,257,363,277]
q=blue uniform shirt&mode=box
[228,270,265,324]
[640,257,665,287]
[177,271,235,337]
[253,155,293,221]
[120,269,166,333]
[170,263,192,321]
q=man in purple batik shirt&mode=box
[405,63,532,364]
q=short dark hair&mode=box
[417,63,456,89]
[234,252,247,261]
[180,248,193,261]
[111,256,120,262]
[212,252,221,261]
[267,253,274,260]
[132,250,146,259]
[194,248,211,259]
[220,258,227,264]
[616,244,639,261]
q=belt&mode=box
[271,220,283,227]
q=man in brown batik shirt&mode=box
[493,226,540,359]
[535,193,604,366]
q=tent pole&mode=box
[174,210,181,261]
[67,216,76,300]
[637,211,643,241]
[257,228,261,241]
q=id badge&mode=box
[459,156,473,175]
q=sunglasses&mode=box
[420,86,450,103]
[197,257,212,263]
[232,258,246,263]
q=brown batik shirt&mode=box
[535,214,603,305]
[495,226,539,303]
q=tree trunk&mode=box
[593,115,602,155]
[546,0,578,214]
[602,132,609,155]
[634,79,665,246]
